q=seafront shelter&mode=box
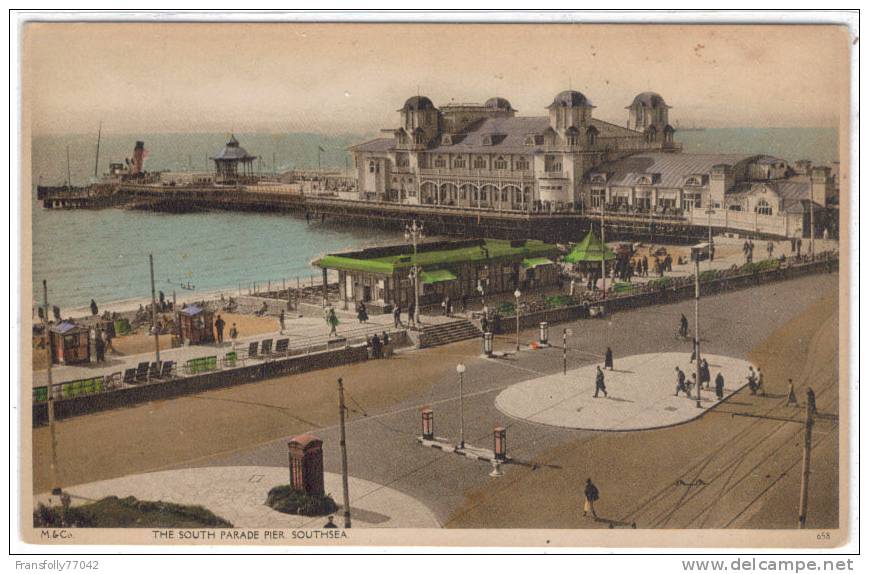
[49,321,91,365]
[315,238,560,313]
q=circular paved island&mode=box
[495,352,754,432]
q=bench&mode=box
[135,361,150,383]
[123,368,137,385]
[246,341,259,360]
[222,351,238,368]
[274,338,289,356]
[148,361,161,380]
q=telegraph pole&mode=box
[694,250,702,409]
[798,395,815,529]
[149,254,161,363]
[563,329,568,375]
[42,280,61,495]
[337,377,352,528]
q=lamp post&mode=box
[456,363,466,449]
[706,207,715,270]
[405,220,424,325]
[691,243,708,409]
[514,289,521,352]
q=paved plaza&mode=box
[495,352,754,431]
[36,466,440,529]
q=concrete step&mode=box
[418,319,482,349]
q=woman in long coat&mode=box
[604,347,614,370]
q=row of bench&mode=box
[33,334,361,403]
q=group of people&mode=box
[366,331,391,359]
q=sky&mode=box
[23,22,850,136]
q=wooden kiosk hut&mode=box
[49,321,91,365]
[178,304,215,345]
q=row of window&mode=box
[429,155,531,171]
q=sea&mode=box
[28,127,839,312]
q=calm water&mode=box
[29,128,838,310]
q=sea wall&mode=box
[33,342,372,424]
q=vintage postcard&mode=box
[13,13,856,552]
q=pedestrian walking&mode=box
[790,237,797,253]
[583,478,600,518]
[393,304,403,328]
[90,299,99,316]
[675,367,689,397]
[643,256,649,277]
[679,313,689,339]
[700,358,711,388]
[325,307,339,337]
[94,335,105,362]
[786,378,798,406]
[215,314,226,344]
[756,368,766,397]
[461,293,468,313]
[767,241,775,259]
[747,366,758,395]
[371,333,382,359]
[407,301,416,326]
[604,347,614,370]
[806,387,817,415]
[594,366,608,398]
[229,322,238,344]
[279,309,286,333]
[796,238,802,257]
[323,516,338,529]
[569,278,576,297]
[357,302,368,323]
[714,372,725,399]
[481,314,489,334]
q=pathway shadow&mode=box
[339,506,390,524]
[605,396,634,403]
[508,458,563,471]
[593,515,635,528]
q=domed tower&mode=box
[547,90,594,145]
[399,95,440,147]
[544,90,594,146]
[626,92,670,132]
[484,97,516,117]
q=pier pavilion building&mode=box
[211,135,258,184]
[349,90,679,211]
[583,153,833,238]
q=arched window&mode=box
[434,156,447,169]
[755,199,773,216]
[473,156,487,170]
[453,156,466,169]
[586,126,599,147]
[368,161,376,174]
[494,156,508,170]
[515,158,530,171]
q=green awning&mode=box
[522,257,554,269]
[420,269,458,284]
[564,231,617,263]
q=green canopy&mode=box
[564,231,616,263]
[420,269,458,284]
[522,257,554,269]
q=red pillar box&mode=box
[421,408,434,440]
[288,434,324,496]
[493,426,507,461]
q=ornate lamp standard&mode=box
[456,363,467,449]
[404,220,424,325]
[514,289,522,352]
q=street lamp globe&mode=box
[456,363,466,374]
[514,289,521,299]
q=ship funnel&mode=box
[131,141,146,175]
